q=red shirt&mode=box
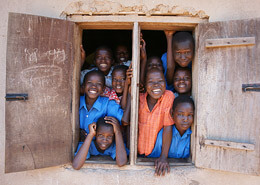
[138,90,174,156]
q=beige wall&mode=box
[1,1,260,184]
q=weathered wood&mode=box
[191,28,199,164]
[195,18,260,175]
[71,24,82,158]
[204,139,255,151]
[5,13,74,173]
[136,157,191,166]
[68,15,207,30]
[205,37,255,48]
[129,22,140,165]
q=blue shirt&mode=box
[168,125,192,158]
[75,141,117,159]
[161,52,192,92]
[79,95,124,133]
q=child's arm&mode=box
[80,44,86,68]
[120,67,133,109]
[105,116,127,166]
[121,93,131,126]
[72,123,96,170]
[140,33,147,86]
[154,125,172,176]
[165,31,176,85]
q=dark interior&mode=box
[81,29,167,70]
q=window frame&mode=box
[70,15,208,167]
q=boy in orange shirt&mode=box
[138,68,174,176]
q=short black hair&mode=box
[95,45,113,59]
[112,65,128,77]
[96,117,114,133]
[146,56,163,65]
[83,70,105,87]
[172,32,195,48]
[145,67,165,83]
[172,95,195,112]
[174,66,192,76]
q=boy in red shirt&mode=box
[138,68,174,176]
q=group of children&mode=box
[72,31,195,176]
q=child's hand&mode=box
[79,128,87,142]
[126,66,133,85]
[80,44,86,65]
[164,30,175,38]
[104,116,121,134]
[140,33,147,62]
[154,156,170,176]
[88,122,96,136]
[139,82,145,93]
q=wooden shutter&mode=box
[194,18,260,175]
[5,13,75,173]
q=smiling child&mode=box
[138,68,174,176]
[73,116,127,169]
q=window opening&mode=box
[136,30,193,166]
[78,29,132,165]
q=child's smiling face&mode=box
[173,69,191,94]
[95,48,114,74]
[146,57,163,72]
[115,45,129,64]
[173,40,194,67]
[84,73,104,100]
[145,69,166,100]
[112,69,126,95]
[95,126,114,151]
[173,102,194,135]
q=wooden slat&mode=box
[195,18,260,175]
[205,37,255,48]
[204,139,255,151]
[129,22,140,165]
[68,15,207,30]
[71,25,82,157]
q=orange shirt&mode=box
[138,90,174,156]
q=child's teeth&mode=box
[100,64,107,67]
[89,90,97,93]
[153,89,161,93]
[120,57,125,61]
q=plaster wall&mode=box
[1,1,260,184]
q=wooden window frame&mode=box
[69,15,208,167]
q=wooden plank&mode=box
[5,13,74,173]
[195,18,260,175]
[191,28,199,164]
[71,25,82,157]
[204,139,255,151]
[205,37,255,48]
[68,15,207,31]
[136,157,192,166]
[129,22,140,165]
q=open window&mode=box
[5,12,260,176]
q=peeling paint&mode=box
[61,0,209,19]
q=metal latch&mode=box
[5,94,28,101]
[242,83,260,92]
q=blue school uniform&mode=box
[161,52,192,91]
[75,141,117,159]
[79,95,123,133]
[147,125,191,158]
